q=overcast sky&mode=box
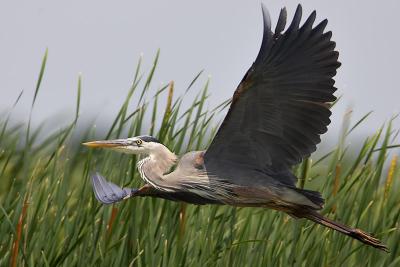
[1,0,400,143]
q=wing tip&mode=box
[287,4,303,31]
[274,7,287,35]
[261,3,272,32]
[316,18,329,32]
[90,172,132,205]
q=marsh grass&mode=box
[0,51,399,266]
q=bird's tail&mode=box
[293,188,325,209]
[299,210,388,252]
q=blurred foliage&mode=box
[0,51,399,267]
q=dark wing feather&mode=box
[205,4,340,185]
[91,173,137,204]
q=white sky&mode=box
[1,0,400,145]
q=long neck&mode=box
[137,144,177,190]
[149,145,177,175]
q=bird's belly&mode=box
[224,185,279,205]
[221,183,317,212]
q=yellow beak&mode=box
[82,140,127,148]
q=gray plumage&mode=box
[83,4,387,252]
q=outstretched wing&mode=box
[91,173,138,204]
[204,5,340,185]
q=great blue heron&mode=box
[83,4,388,251]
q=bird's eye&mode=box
[135,139,142,146]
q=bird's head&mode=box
[82,135,162,155]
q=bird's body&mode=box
[84,4,388,252]
[129,147,319,211]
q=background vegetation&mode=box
[0,51,399,266]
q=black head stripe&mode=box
[138,135,161,143]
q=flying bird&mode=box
[83,4,388,251]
